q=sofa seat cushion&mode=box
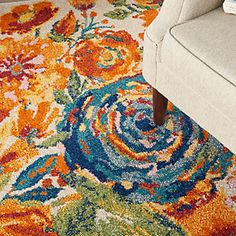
[161,7,236,123]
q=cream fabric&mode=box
[170,8,236,87]
[143,2,236,154]
[161,7,236,123]
[143,32,158,88]
[223,0,236,15]
[179,0,224,21]
[147,0,224,44]
[155,64,236,154]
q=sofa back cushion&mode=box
[179,0,224,22]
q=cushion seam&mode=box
[145,30,159,46]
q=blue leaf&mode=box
[13,154,57,191]
[7,186,62,202]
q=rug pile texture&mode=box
[0,0,236,235]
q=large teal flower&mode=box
[61,75,233,206]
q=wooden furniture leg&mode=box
[153,88,168,126]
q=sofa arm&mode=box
[146,0,224,44]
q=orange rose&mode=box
[134,0,162,6]
[68,0,96,10]
[54,10,76,37]
[0,2,58,34]
[0,199,57,236]
[73,30,140,87]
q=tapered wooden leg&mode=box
[153,88,168,126]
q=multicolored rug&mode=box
[0,0,236,235]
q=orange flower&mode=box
[0,109,10,123]
[12,101,60,140]
[177,192,236,236]
[134,0,162,6]
[73,30,140,86]
[0,101,59,174]
[101,19,109,24]
[0,139,38,174]
[0,37,70,109]
[0,199,57,236]
[54,10,76,37]
[133,9,159,27]
[0,2,59,34]
[68,0,96,10]
[0,38,46,85]
[90,11,97,17]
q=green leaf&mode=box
[80,79,88,93]
[104,8,131,20]
[35,28,40,38]
[0,173,11,191]
[125,4,141,12]
[111,0,126,7]
[26,128,38,145]
[54,90,71,105]
[39,132,70,148]
[138,46,143,54]
[68,70,81,100]
[49,33,66,43]
[132,3,159,10]
[74,20,81,33]
[82,33,97,40]
[53,172,185,236]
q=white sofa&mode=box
[143,0,236,154]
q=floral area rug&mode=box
[0,0,236,235]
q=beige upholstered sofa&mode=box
[143,0,236,154]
